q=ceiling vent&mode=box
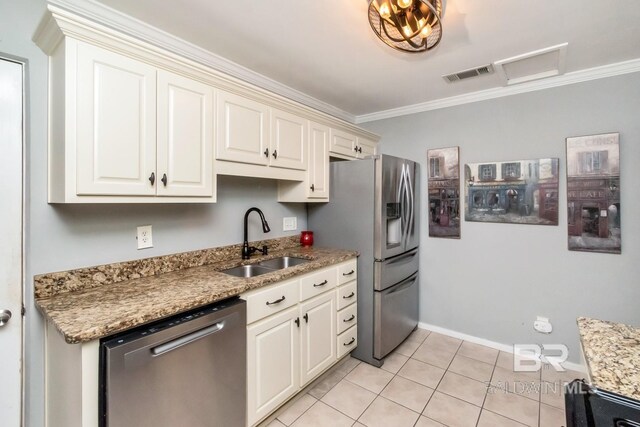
[494,43,568,86]
[443,64,494,83]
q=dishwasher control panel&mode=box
[102,296,242,346]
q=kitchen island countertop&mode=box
[35,237,357,344]
[577,316,640,400]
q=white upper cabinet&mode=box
[47,39,216,203]
[157,70,214,197]
[330,128,358,157]
[215,97,308,174]
[270,108,307,170]
[357,136,378,159]
[276,121,329,202]
[216,90,269,166]
[76,42,157,196]
[35,9,379,203]
[308,122,330,199]
[329,128,379,160]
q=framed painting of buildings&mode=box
[428,147,460,238]
[566,133,621,254]
[464,158,559,225]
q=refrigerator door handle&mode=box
[405,165,414,250]
[386,272,418,295]
[384,248,419,265]
[397,164,407,248]
[401,164,411,249]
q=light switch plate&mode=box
[137,225,153,249]
[283,217,297,231]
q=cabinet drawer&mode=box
[337,325,358,358]
[337,304,357,335]
[337,259,357,286]
[337,281,357,311]
[300,267,337,301]
[244,279,299,324]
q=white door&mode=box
[270,108,306,170]
[0,57,24,427]
[216,90,269,166]
[300,292,336,385]
[329,128,357,158]
[308,122,329,199]
[247,307,300,426]
[75,41,157,196]
[157,70,214,197]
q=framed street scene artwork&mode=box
[464,158,559,225]
[428,147,460,238]
[566,133,621,254]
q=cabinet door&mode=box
[247,307,300,426]
[156,71,214,197]
[357,137,378,159]
[329,128,357,158]
[76,42,157,196]
[308,122,329,199]
[300,292,336,386]
[270,108,307,170]
[216,90,269,166]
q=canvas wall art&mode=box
[428,147,460,238]
[464,158,559,225]
[566,133,620,254]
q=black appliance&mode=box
[566,379,640,426]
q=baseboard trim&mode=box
[418,322,586,373]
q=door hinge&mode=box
[21,305,25,316]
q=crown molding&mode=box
[46,0,356,123]
[39,0,640,128]
[356,58,640,123]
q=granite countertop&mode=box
[577,317,640,400]
[35,237,357,344]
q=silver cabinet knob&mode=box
[0,310,12,327]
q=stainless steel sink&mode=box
[258,256,310,270]
[221,256,310,278]
[221,264,275,278]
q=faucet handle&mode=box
[262,245,268,255]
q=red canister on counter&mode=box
[300,231,314,247]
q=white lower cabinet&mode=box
[300,292,336,385]
[247,306,300,426]
[338,325,358,359]
[242,258,357,426]
[336,259,359,360]
[337,303,357,335]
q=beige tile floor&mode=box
[264,327,583,427]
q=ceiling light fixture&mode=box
[368,0,443,54]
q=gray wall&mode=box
[1,1,306,425]
[363,72,640,363]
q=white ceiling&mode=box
[92,0,640,119]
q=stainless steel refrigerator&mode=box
[308,155,419,367]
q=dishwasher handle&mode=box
[151,321,225,357]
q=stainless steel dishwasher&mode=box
[99,297,246,427]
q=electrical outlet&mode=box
[137,225,153,249]
[283,217,297,231]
